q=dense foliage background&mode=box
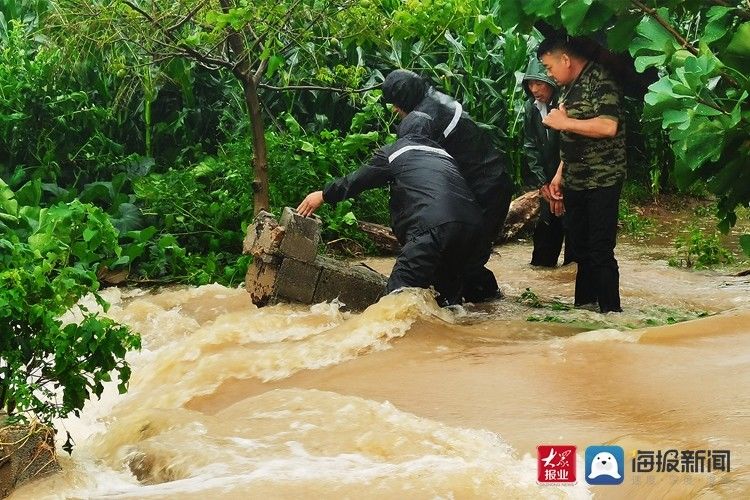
[1,0,748,282]
[1,0,749,422]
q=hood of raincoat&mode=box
[397,111,434,139]
[382,69,429,113]
[521,58,558,100]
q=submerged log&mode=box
[357,221,400,253]
[356,191,542,254]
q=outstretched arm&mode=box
[297,191,324,217]
[296,148,391,217]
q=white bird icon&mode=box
[542,448,557,467]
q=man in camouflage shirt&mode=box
[537,37,626,313]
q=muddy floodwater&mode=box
[10,235,750,499]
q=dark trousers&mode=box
[531,200,576,267]
[564,183,622,313]
[387,221,482,305]
[462,170,515,302]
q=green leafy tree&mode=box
[55,0,386,215]
[1,179,140,423]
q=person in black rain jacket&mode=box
[297,112,483,305]
[522,57,575,267]
[381,69,515,302]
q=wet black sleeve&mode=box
[322,148,391,204]
[523,102,546,188]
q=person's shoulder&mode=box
[588,62,618,84]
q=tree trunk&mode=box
[243,79,270,215]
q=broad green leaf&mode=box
[522,0,556,18]
[576,3,617,34]
[727,22,750,57]
[561,0,593,34]
[15,179,42,207]
[266,55,284,78]
[111,203,142,234]
[693,104,723,117]
[80,182,112,205]
[125,226,157,244]
[342,211,357,225]
[635,54,668,73]
[702,6,734,46]
[630,10,679,70]
[606,14,641,52]
[284,113,302,135]
[671,116,725,172]
[110,256,131,268]
[498,0,529,30]
[740,235,750,258]
[0,179,18,218]
[662,108,689,128]
[474,14,501,38]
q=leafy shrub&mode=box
[133,153,253,285]
[0,182,140,423]
[518,287,542,308]
[669,226,733,269]
[0,18,130,187]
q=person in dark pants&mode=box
[538,37,626,313]
[297,112,483,306]
[521,57,575,267]
[381,70,515,302]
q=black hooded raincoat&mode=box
[322,112,482,304]
[382,70,515,301]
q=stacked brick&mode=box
[243,207,387,311]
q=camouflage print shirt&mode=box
[559,61,626,191]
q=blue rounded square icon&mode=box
[585,446,624,485]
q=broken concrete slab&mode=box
[275,257,322,304]
[243,210,286,260]
[313,256,386,311]
[244,207,388,311]
[278,207,321,263]
[245,258,280,306]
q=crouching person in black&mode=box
[381,69,515,302]
[297,112,482,306]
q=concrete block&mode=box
[245,258,280,306]
[278,207,321,263]
[275,257,322,304]
[243,210,285,257]
[313,256,387,311]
